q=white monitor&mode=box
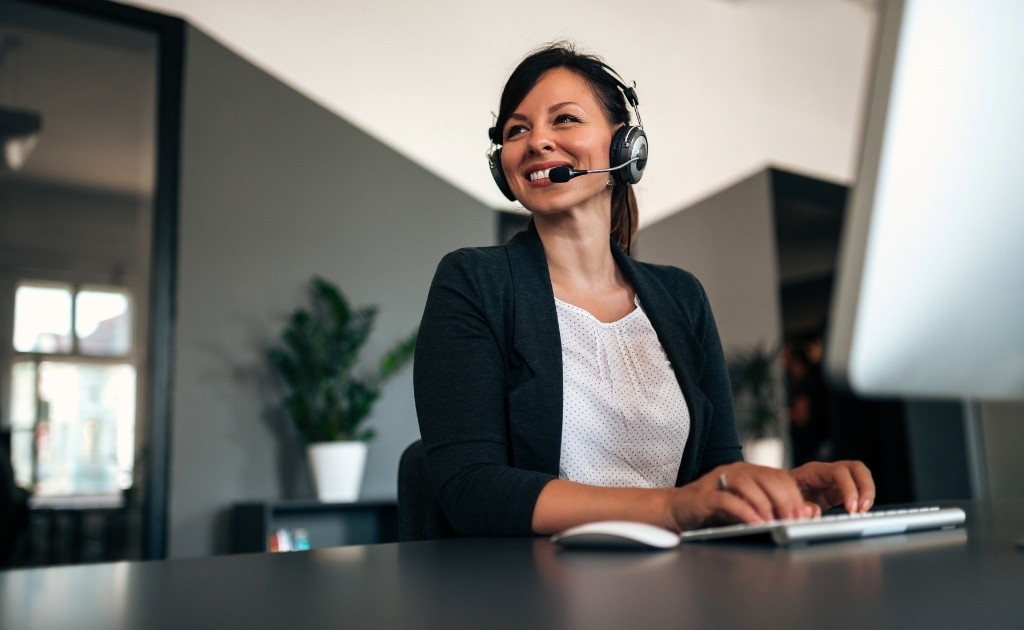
[826,0,1024,400]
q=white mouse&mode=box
[551,520,681,550]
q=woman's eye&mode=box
[505,125,527,140]
[555,114,580,124]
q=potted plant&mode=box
[728,344,785,468]
[268,276,417,502]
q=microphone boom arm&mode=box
[549,157,644,183]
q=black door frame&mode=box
[18,0,184,560]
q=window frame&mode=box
[8,279,139,496]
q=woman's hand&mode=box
[789,460,875,514]
[666,462,819,531]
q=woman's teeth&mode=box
[529,168,552,182]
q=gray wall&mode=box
[903,401,974,501]
[170,27,493,558]
[979,401,1024,498]
[906,400,1024,500]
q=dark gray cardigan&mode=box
[413,224,741,537]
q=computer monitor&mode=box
[826,0,1024,401]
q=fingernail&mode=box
[860,499,872,512]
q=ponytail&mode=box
[610,184,638,255]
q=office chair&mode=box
[397,439,435,542]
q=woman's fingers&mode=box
[790,460,876,512]
[674,462,870,531]
[716,470,771,520]
[824,465,860,513]
[709,489,768,525]
[668,478,761,530]
[714,464,809,521]
[847,460,876,512]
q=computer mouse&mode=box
[551,521,681,550]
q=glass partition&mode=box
[1,0,160,564]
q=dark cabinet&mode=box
[231,500,398,553]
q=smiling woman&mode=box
[412,42,875,543]
[486,44,644,255]
[498,68,618,216]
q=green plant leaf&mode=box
[380,330,418,381]
[727,343,782,441]
[266,276,418,444]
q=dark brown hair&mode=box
[494,42,638,253]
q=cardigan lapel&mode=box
[503,225,564,475]
[613,245,710,485]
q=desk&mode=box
[2,499,1022,629]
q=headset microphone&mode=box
[549,157,646,183]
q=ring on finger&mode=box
[718,472,730,491]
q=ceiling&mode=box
[127,0,879,225]
[4,0,879,226]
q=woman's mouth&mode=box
[526,163,570,183]
[529,168,552,182]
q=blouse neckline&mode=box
[554,295,643,327]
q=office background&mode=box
[1,0,1021,563]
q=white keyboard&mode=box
[680,506,966,546]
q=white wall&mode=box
[169,27,494,557]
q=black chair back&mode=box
[397,440,434,542]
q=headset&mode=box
[487,66,648,202]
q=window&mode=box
[9,281,136,496]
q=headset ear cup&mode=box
[609,126,628,184]
[488,147,516,201]
[609,126,648,186]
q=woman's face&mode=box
[500,68,618,215]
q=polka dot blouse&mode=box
[556,296,690,488]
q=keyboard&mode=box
[679,506,966,546]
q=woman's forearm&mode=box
[532,479,675,535]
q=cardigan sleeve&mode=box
[413,249,555,536]
[690,276,744,475]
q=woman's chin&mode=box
[517,189,610,216]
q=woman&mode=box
[413,42,873,539]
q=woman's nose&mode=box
[527,129,554,154]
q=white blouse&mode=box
[555,296,690,488]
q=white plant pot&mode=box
[743,437,786,469]
[307,441,367,502]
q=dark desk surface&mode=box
[3,499,1023,629]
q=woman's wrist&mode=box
[534,481,688,534]
[654,487,683,533]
